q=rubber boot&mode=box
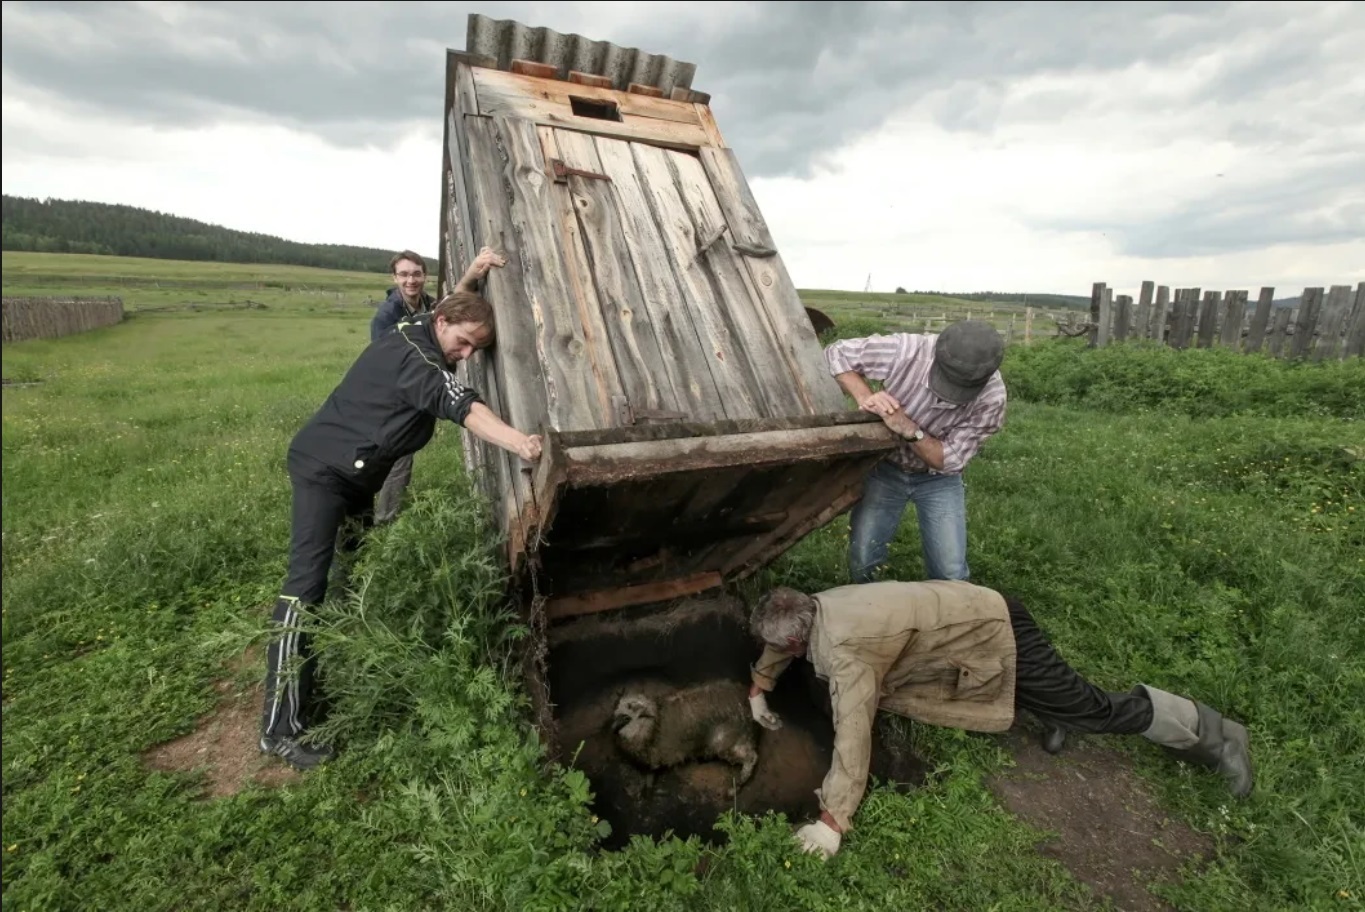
[1030,711,1067,754]
[1135,685,1254,799]
[1042,721,1067,755]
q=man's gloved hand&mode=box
[794,820,841,859]
[748,691,783,731]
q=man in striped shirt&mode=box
[825,320,1007,583]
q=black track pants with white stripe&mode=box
[1007,597,1154,735]
[261,456,373,740]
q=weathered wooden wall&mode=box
[1088,281,1364,359]
[2,297,124,343]
[440,52,857,578]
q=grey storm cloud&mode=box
[3,0,1346,171]
[4,0,1364,258]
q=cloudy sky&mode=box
[3,1,1362,295]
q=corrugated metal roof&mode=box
[464,13,698,95]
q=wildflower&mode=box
[784,860,792,869]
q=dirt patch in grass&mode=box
[141,645,300,797]
[989,726,1215,912]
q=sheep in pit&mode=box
[611,679,760,794]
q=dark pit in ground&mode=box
[545,592,927,849]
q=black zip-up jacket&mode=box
[289,313,484,492]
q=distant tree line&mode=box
[2,195,428,273]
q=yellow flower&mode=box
[6,844,16,853]
[784,860,791,869]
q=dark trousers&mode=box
[1007,597,1153,735]
[261,453,374,741]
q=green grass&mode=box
[1,250,388,312]
[3,253,1363,911]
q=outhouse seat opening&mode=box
[538,590,928,851]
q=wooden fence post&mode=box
[1197,291,1222,348]
[1090,282,1106,348]
[1134,281,1154,341]
[1344,282,1365,358]
[1290,287,1324,359]
[1096,287,1113,347]
[1313,285,1354,361]
[1268,306,1294,357]
[1114,294,1132,342]
[1220,290,1248,350]
[1151,285,1170,341]
[1025,306,1034,345]
[1171,288,1199,349]
[1245,287,1275,354]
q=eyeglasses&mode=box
[395,271,425,279]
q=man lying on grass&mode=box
[258,260,542,772]
[746,580,1255,860]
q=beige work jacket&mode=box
[750,580,1017,831]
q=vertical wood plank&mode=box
[1168,290,1186,349]
[535,126,629,423]
[444,65,514,523]
[699,147,847,414]
[550,128,685,417]
[590,136,730,421]
[1134,281,1154,342]
[1220,290,1248,349]
[1312,284,1354,361]
[1089,282,1105,348]
[1151,285,1170,340]
[1024,307,1034,345]
[1096,286,1113,347]
[1245,287,1275,354]
[493,115,619,431]
[462,115,553,443]
[629,142,770,418]
[1113,294,1132,343]
[1267,306,1293,358]
[1290,287,1323,359]
[1344,282,1365,358]
[664,149,810,416]
[1197,290,1222,348]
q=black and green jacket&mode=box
[289,313,483,492]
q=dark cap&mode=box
[928,320,1005,405]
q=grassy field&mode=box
[3,253,1363,911]
[1,251,387,312]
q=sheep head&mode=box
[611,692,658,748]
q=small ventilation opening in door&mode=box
[570,96,623,121]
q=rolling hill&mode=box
[1,195,428,274]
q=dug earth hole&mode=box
[542,592,928,850]
[543,591,1215,912]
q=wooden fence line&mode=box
[2,297,125,343]
[847,306,1065,346]
[1088,281,1364,360]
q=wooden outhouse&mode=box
[438,16,898,621]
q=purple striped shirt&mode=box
[825,332,1007,475]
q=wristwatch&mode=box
[905,428,925,443]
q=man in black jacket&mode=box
[369,247,504,523]
[259,289,542,770]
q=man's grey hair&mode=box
[750,586,816,647]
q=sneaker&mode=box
[259,734,335,771]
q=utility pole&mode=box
[864,273,872,293]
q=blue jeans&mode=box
[847,459,970,583]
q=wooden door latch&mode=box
[550,159,612,184]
